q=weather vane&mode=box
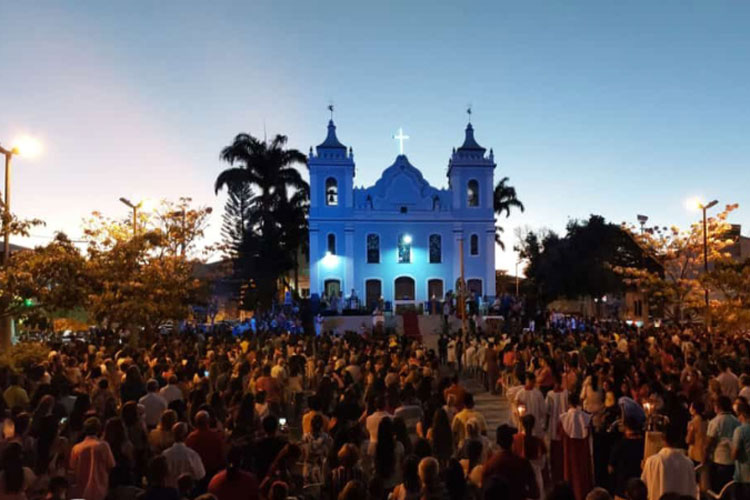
[328,103,334,120]
[467,104,472,123]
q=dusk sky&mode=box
[1,1,749,272]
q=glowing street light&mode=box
[403,234,412,244]
[0,134,43,267]
[689,197,719,327]
[0,134,42,350]
[13,135,43,159]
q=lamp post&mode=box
[0,135,42,349]
[0,144,18,268]
[698,199,718,327]
[119,197,140,237]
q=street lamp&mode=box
[692,198,718,328]
[1,135,42,266]
[119,197,145,237]
[0,135,42,350]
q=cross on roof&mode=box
[393,127,409,155]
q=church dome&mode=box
[456,123,486,152]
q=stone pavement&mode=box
[461,375,513,434]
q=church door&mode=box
[467,279,483,297]
[324,279,341,299]
[427,279,444,299]
[365,279,382,312]
[394,276,416,301]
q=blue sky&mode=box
[1,1,749,271]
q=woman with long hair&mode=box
[229,392,258,443]
[65,394,91,443]
[121,401,148,483]
[33,414,68,481]
[427,409,453,466]
[29,395,54,438]
[392,417,413,456]
[0,442,36,500]
[444,458,469,500]
[120,365,146,404]
[103,417,135,488]
[374,417,404,490]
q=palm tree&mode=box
[215,134,307,236]
[276,186,309,294]
[493,176,524,250]
[215,133,308,309]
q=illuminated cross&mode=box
[393,127,409,155]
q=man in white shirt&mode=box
[162,422,206,487]
[160,375,184,404]
[139,379,168,429]
[706,396,741,492]
[641,424,697,500]
[716,360,740,401]
[514,372,546,438]
[365,395,391,448]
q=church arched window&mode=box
[327,233,336,255]
[429,234,442,263]
[367,234,380,263]
[470,234,479,256]
[398,234,412,263]
[467,179,479,207]
[326,177,338,206]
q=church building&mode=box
[308,118,497,310]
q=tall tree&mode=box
[0,202,45,349]
[616,204,738,324]
[277,187,309,293]
[0,233,88,335]
[493,176,524,250]
[220,183,253,258]
[214,133,308,310]
[521,215,656,311]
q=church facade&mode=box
[308,118,496,310]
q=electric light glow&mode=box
[322,251,338,268]
[12,135,43,158]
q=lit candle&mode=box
[518,404,527,416]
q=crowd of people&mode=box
[0,313,748,500]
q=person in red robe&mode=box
[558,393,594,500]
